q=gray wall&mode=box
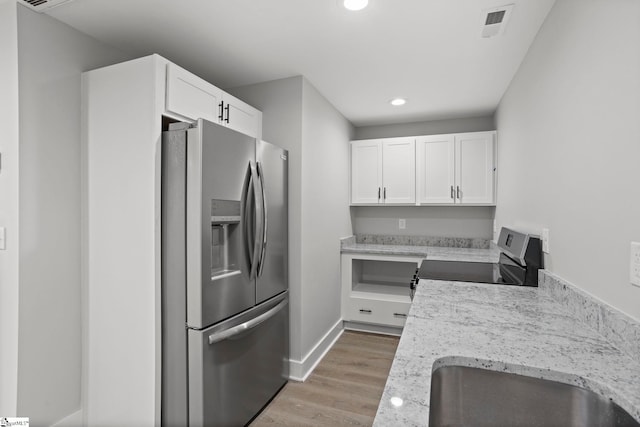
[352,206,495,238]
[229,77,306,360]
[351,115,497,239]
[230,77,354,363]
[354,115,495,140]
[300,79,354,354]
[15,6,130,425]
[0,0,20,417]
[495,0,640,320]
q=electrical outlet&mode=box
[399,219,406,230]
[542,228,550,254]
[0,227,5,250]
[630,242,640,287]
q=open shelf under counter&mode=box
[341,252,423,331]
[351,282,411,303]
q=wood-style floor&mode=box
[250,330,400,427]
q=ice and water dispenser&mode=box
[210,199,241,279]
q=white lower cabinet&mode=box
[347,297,411,328]
[341,253,422,329]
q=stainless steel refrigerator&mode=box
[161,119,289,427]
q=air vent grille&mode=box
[481,4,514,38]
[18,0,73,12]
[485,10,506,26]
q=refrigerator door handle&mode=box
[207,298,288,345]
[256,162,268,277]
[241,162,261,278]
[247,161,263,279]
[241,163,254,272]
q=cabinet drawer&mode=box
[347,297,410,327]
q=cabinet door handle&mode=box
[378,187,381,201]
[450,185,455,200]
[456,185,461,200]
[359,309,372,314]
[393,313,407,318]
[224,103,230,123]
[218,101,224,121]
[383,187,386,200]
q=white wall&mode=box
[354,116,495,140]
[300,79,353,354]
[495,0,640,320]
[0,0,20,417]
[15,6,129,425]
[352,206,495,238]
[230,77,354,367]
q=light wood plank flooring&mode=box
[250,330,400,427]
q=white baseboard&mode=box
[51,410,82,427]
[288,319,343,382]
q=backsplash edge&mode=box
[539,270,640,363]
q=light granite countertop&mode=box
[341,242,500,263]
[373,279,640,426]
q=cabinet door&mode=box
[416,135,455,204]
[165,64,223,123]
[221,93,261,139]
[455,132,495,204]
[351,140,382,204]
[382,138,416,204]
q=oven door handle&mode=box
[208,299,288,345]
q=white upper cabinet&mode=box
[220,92,261,139]
[416,131,495,205]
[351,138,415,205]
[165,63,261,138]
[456,132,495,204]
[382,138,416,204]
[165,63,222,124]
[416,134,455,204]
[351,140,383,204]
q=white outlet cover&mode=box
[630,242,640,287]
[399,219,406,230]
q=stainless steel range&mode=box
[416,227,544,287]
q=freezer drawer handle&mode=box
[208,299,288,345]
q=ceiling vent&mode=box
[18,0,74,13]
[481,4,514,38]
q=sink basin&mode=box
[429,365,639,427]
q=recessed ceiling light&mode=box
[390,98,406,106]
[344,0,368,11]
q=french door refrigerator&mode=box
[161,119,289,427]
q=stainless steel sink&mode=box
[429,365,639,427]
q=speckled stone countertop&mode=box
[340,242,500,263]
[373,280,640,426]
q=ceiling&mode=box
[46,0,556,127]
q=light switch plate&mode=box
[0,227,5,250]
[630,242,640,287]
[399,219,406,230]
